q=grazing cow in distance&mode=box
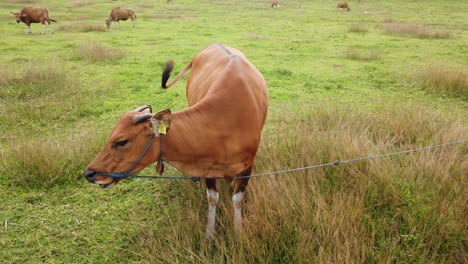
[336,2,351,11]
[106,7,136,29]
[272,0,279,8]
[84,43,269,240]
[11,7,56,34]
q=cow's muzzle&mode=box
[84,168,97,183]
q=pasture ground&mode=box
[0,0,467,262]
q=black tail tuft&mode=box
[161,60,174,89]
[50,19,57,22]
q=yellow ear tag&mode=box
[158,121,167,135]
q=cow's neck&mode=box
[160,106,220,177]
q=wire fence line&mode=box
[130,139,468,182]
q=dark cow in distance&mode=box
[272,0,279,8]
[11,7,56,34]
[336,2,351,11]
[84,44,268,240]
[106,7,136,29]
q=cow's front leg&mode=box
[205,178,218,240]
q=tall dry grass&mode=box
[0,131,106,187]
[378,22,451,39]
[0,62,73,100]
[348,24,368,33]
[381,17,397,24]
[120,103,467,263]
[408,65,468,99]
[64,0,95,8]
[57,23,106,32]
[76,42,125,63]
[9,0,41,3]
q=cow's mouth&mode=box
[99,181,117,189]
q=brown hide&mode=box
[85,44,268,186]
[164,44,268,178]
[106,7,136,28]
[272,0,279,8]
[336,2,351,11]
[13,7,55,26]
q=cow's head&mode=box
[11,12,25,23]
[84,105,172,188]
[105,17,111,29]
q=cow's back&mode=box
[186,44,267,111]
[20,7,47,21]
[111,7,134,19]
[183,44,268,161]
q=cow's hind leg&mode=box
[47,19,54,34]
[205,178,218,240]
[232,166,252,233]
[41,18,47,34]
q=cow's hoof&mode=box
[205,231,216,241]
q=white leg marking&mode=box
[232,191,245,232]
[27,26,31,34]
[206,189,219,240]
[132,20,135,28]
[42,24,46,34]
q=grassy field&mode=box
[0,0,467,263]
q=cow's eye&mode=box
[114,140,128,148]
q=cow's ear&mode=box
[150,109,171,136]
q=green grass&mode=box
[0,0,467,262]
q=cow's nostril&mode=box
[84,168,97,182]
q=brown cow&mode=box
[11,7,56,34]
[272,0,279,8]
[84,44,268,240]
[105,7,136,29]
[336,2,351,11]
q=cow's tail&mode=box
[44,8,56,22]
[161,60,192,89]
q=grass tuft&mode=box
[381,17,397,23]
[344,48,381,61]
[57,23,106,32]
[139,3,154,9]
[0,131,105,188]
[348,23,368,33]
[76,42,125,63]
[246,33,267,40]
[378,22,451,39]
[144,13,193,19]
[408,65,468,99]
[9,0,42,3]
[0,62,70,100]
[64,0,96,8]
